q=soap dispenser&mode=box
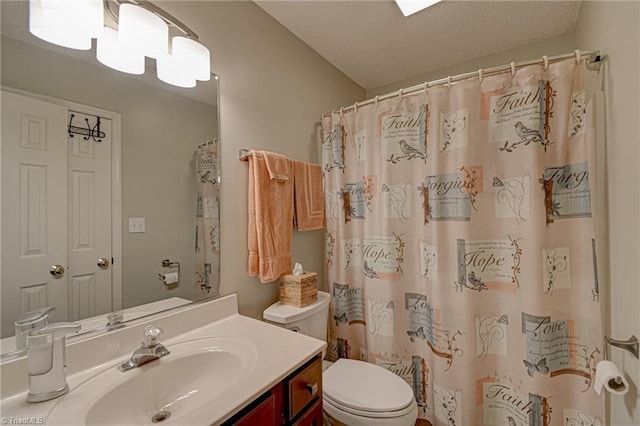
[14,307,55,351]
[26,322,80,403]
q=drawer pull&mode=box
[305,383,318,396]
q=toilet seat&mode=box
[323,394,416,418]
[322,359,416,418]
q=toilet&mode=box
[263,291,418,426]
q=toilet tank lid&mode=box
[263,291,331,324]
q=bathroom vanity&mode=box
[223,354,323,425]
[0,294,325,425]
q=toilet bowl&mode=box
[264,291,418,426]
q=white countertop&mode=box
[0,294,326,425]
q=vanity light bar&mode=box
[104,0,199,41]
[28,0,211,88]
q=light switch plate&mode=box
[129,217,146,233]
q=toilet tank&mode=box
[263,291,331,341]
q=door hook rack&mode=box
[68,113,106,142]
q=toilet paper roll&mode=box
[593,360,629,396]
[162,272,179,285]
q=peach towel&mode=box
[293,160,325,231]
[247,151,293,283]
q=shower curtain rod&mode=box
[322,49,602,118]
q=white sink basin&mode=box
[45,337,258,425]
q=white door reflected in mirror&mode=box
[1,90,114,345]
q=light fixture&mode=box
[118,3,167,59]
[28,0,211,88]
[171,36,211,82]
[29,0,104,50]
[97,27,145,74]
[394,0,442,17]
[157,52,196,88]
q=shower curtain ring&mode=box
[399,88,404,98]
[510,62,516,77]
[575,49,582,63]
[339,106,344,116]
[478,69,484,83]
[447,76,452,87]
[542,55,549,70]
[354,102,359,112]
[375,96,379,107]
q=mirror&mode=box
[0,1,220,357]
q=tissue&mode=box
[162,272,179,285]
[293,263,303,276]
[593,360,629,396]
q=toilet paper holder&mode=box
[158,259,181,283]
[604,335,639,360]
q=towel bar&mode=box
[238,148,250,161]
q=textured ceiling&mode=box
[254,0,582,90]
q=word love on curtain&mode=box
[323,58,603,425]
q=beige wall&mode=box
[575,2,640,425]
[1,35,218,309]
[160,1,364,319]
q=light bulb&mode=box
[97,27,145,75]
[118,4,168,59]
[29,0,104,50]
[157,53,196,88]
[171,36,210,81]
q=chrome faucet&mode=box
[26,322,81,403]
[118,325,170,372]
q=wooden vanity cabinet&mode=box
[222,354,323,426]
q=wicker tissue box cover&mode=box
[280,271,318,307]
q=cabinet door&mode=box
[292,399,323,426]
[288,356,322,421]
[230,382,284,426]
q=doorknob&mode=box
[97,257,110,269]
[49,265,65,278]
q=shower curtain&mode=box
[323,58,604,425]
[195,140,220,297]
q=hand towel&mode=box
[247,151,294,283]
[293,160,325,231]
[263,151,290,182]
